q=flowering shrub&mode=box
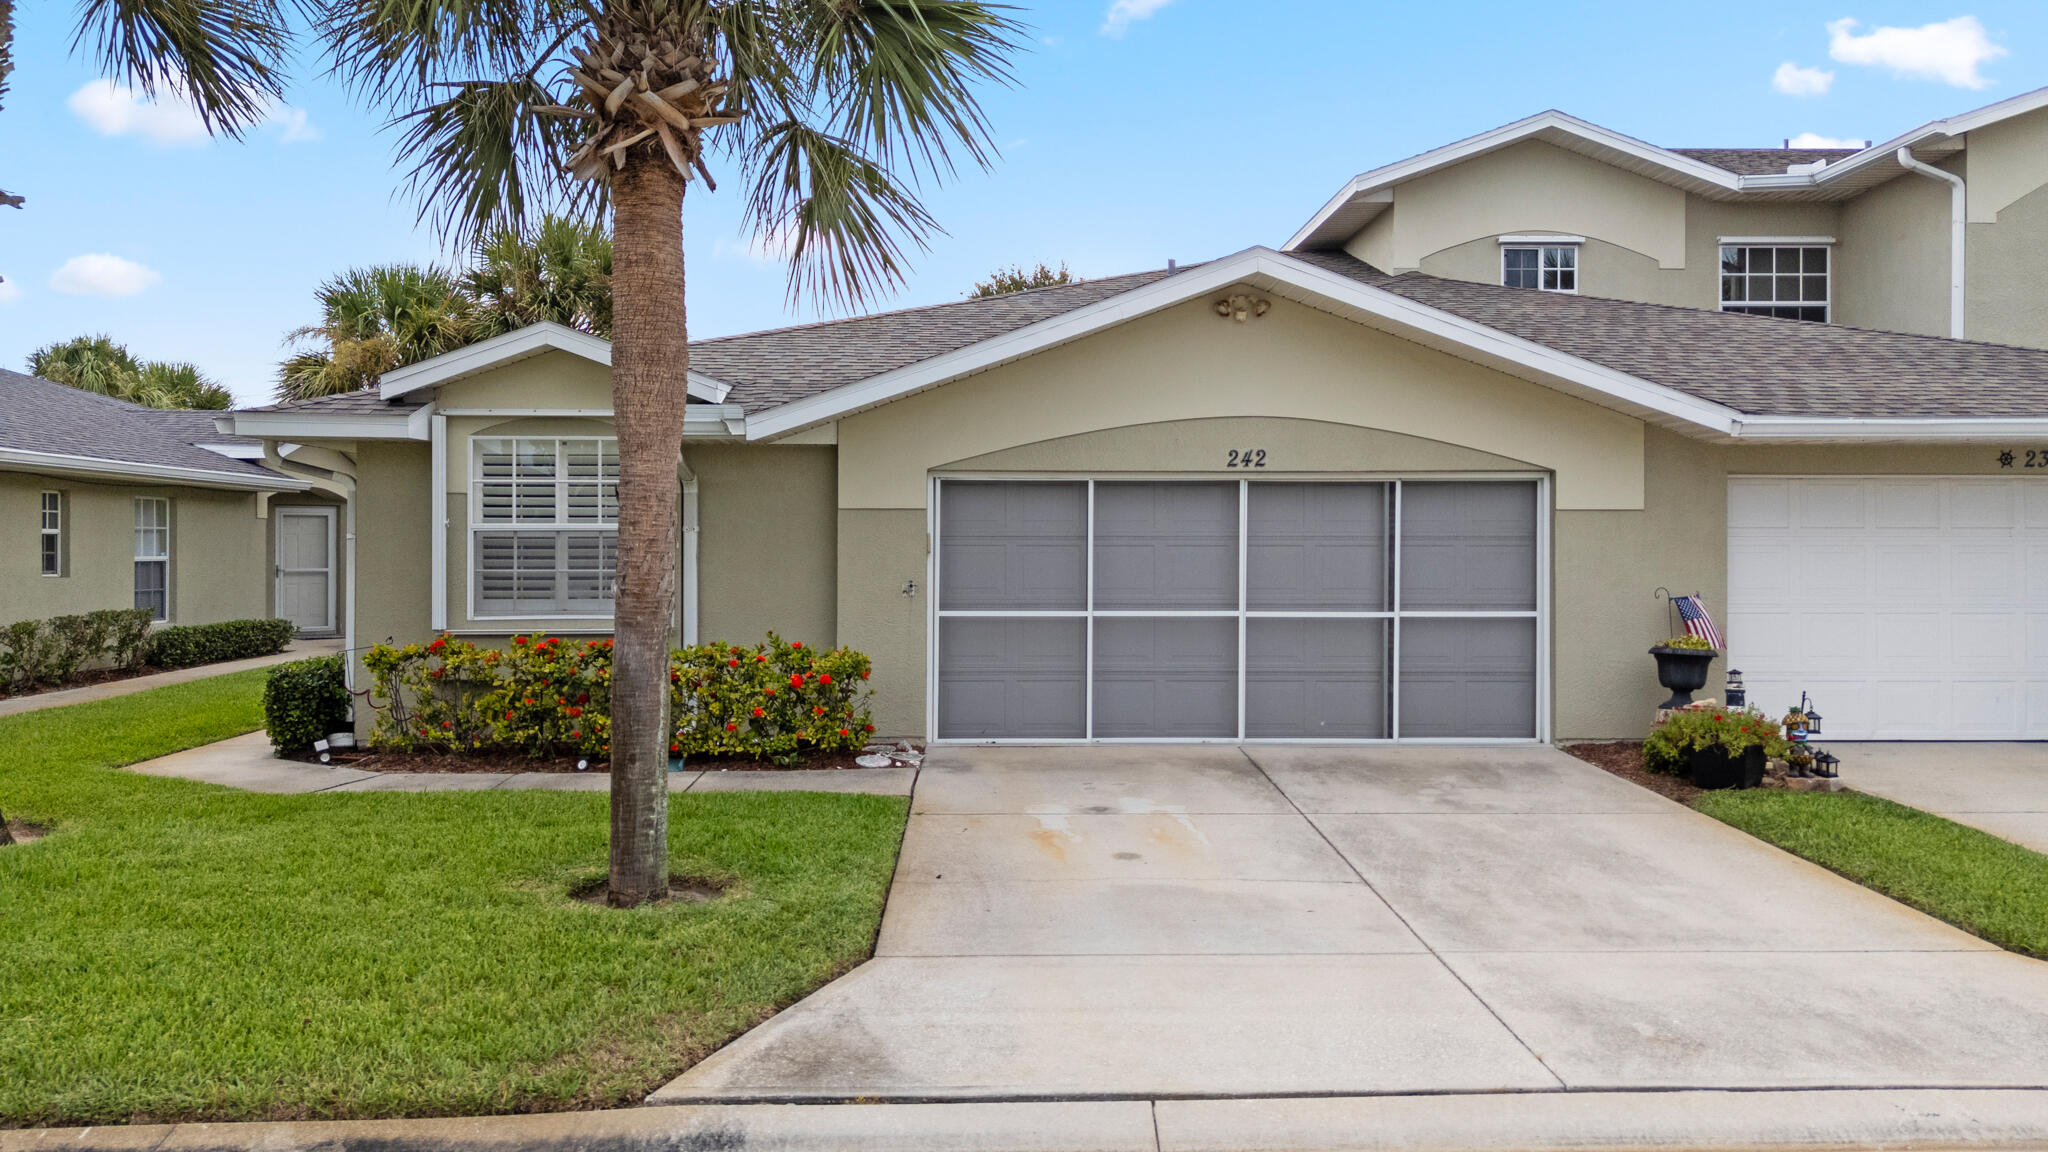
[363,631,872,763]
[1643,705,1789,774]
[671,633,875,763]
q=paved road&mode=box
[1849,743,2048,854]
[654,744,2048,1102]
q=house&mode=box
[226,86,2048,743]
[0,369,336,633]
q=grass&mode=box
[0,669,909,1127]
[1695,788,2048,958]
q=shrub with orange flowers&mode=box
[362,631,872,764]
[670,632,875,763]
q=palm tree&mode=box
[277,265,475,400]
[468,215,614,338]
[321,0,1022,905]
[29,335,233,409]
[0,0,292,211]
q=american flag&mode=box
[1673,594,1724,650]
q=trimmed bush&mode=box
[144,618,297,670]
[363,632,875,763]
[0,620,54,690]
[264,655,354,755]
[94,608,154,670]
[45,614,108,684]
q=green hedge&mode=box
[264,655,354,755]
[144,618,297,670]
[0,608,154,691]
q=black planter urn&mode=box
[1650,646,1718,709]
[1690,745,1766,790]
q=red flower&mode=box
[577,693,589,704]
[513,635,528,647]
[839,728,850,738]
[861,669,870,680]
[752,707,765,718]
[820,673,833,686]
[604,639,614,649]
[729,658,740,667]
[790,673,805,688]
[756,654,767,662]
[864,724,875,733]
[504,711,514,720]
[427,636,447,653]
[813,706,825,716]
[726,722,739,732]
[566,706,584,718]
[440,720,452,729]
[670,743,680,754]
[792,641,803,650]
[522,698,534,706]
[571,730,581,739]
[429,668,444,679]
[765,688,777,697]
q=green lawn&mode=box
[0,670,908,1127]
[1696,788,2048,958]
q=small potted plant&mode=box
[1644,706,1788,789]
[1649,633,1718,709]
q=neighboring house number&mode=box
[1998,450,2048,469]
[1226,449,1268,468]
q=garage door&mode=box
[933,478,1542,742]
[1728,476,2048,739]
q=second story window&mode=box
[1721,243,1830,322]
[1501,243,1577,293]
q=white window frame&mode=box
[1718,239,1832,322]
[1499,242,1579,293]
[925,474,1550,745]
[39,491,61,577]
[468,436,619,621]
[134,497,170,621]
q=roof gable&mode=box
[376,321,728,404]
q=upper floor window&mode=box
[1500,241,1578,293]
[134,498,170,620]
[1720,242,1830,323]
[471,437,619,617]
[39,491,61,577]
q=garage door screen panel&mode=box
[1094,618,1238,738]
[938,618,1086,739]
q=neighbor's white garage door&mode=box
[1727,476,2048,739]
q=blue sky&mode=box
[3,1,2045,404]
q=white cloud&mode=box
[0,277,21,305]
[1101,0,1173,37]
[67,80,209,145]
[1772,61,1835,96]
[713,226,795,266]
[50,254,161,297]
[270,106,321,143]
[1788,132,1866,149]
[1827,16,2007,89]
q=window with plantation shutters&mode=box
[471,437,618,616]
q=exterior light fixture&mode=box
[1215,293,1271,322]
[1724,669,1746,708]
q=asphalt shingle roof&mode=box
[0,369,290,481]
[1287,250,2048,419]
[692,270,1173,408]
[1668,147,1860,175]
[246,390,426,414]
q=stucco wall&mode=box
[350,442,433,692]
[1831,161,1952,338]
[0,470,269,626]
[1969,181,2048,349]
[688,443,838,648]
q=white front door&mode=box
[1728,476,2048,739]
[276,508,336,634]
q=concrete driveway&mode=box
[652,744,2048,1102]
[1848,743,2048,854]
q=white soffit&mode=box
[378,320,730,403]
[743,247,1746,442]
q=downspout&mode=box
[676,452,699,646]
[1895,146,1966,339]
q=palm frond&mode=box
[391,75,594,243]
[72,0,293,136]
[745,119,936,309]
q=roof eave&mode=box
[0,447,311,491]
[376,321,730,403]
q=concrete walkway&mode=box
[654,744,2048,1103]
[0,638,344,719]
[15,1089,2048,1152]
[1847,742,2048,854]
[125,730,915,796]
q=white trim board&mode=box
[0,447,311,492]
[743,246,1747,442]
[377,321,729,403]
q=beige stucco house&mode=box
[1,369,340,634]
[224,87,2048,744]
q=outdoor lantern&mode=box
[1805,706,1822,737]
[1725,669,1746,708]
[1815,750,1840,778]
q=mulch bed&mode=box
[303,746,914,774]
[1560,740,1705,804]
[0,665,171,701]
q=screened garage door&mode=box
[933,479,1542,742]
[1728,476,2048,739]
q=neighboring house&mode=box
[0,369,340,635]
[1290,87,2048,347]
[226,86,2048,744]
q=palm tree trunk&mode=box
[605,155,689,907]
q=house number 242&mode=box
[1226,449,1268,468]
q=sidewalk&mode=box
[0,638,344,719]
[10,1089,2048,1152]
[125,730,915,796]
